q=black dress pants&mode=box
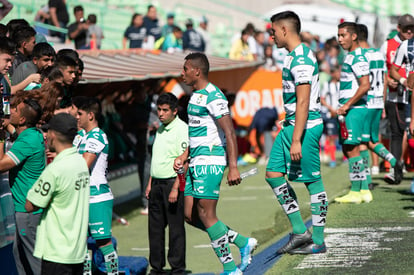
[148,178,186,275]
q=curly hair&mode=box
[12,81,64,123]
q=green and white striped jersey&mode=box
[187,83,229,166]
[282,43,322,129]
[74,127,113,203]
[339,47,370,108]
[364,47,387,109]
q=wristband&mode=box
[171,188,178,192]
[400,77,407,85]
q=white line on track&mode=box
[295,226,414,269]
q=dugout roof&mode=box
[78,49,262,84]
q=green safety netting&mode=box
[331,0,414,16]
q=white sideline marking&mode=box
[408,211,414,218]
[295,226,414,269]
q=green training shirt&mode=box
[27,147,90,264]
[7,128,45,212]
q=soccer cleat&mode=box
[334,191,362,204]
[360,190,373,203]
[288,242,327,254]
[242,153,257,164]
[371,166,379,175]
[384,168,396,184]
[277,230,312,254]
[239,238,258,271]
[394,161,403,184]
[220,268,243,275]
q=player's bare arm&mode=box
[173,147,189,171]
[217,114,241,186]
[291,84,310,162]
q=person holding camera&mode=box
[68,5,88,49]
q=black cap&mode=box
[43,113,78,140]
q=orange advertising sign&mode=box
[231,69,284,127]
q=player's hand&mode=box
[410,121,414,136]
[30,73,41,83]
[337,105,349,116]
[388,79,398,89]
[227,167,241,186]
[290,140,302,161]
[168,188,178,203]
[145,184,151,200]
[173,156,186,171]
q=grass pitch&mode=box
[111,162,414,274]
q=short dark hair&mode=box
[157,93,178,111]
[72,96,88,108]
[73,5,83,14]
[10,26,36,48]
[55,55,78,69]
[6,19,29,36]
[0,37,16,55]
[32,42,56,59]
[356,23,368,42]
[0,23,7,37]
[56,49,79,62]
[88,14,97,24]
[78,97,102,121]
[185,52,209,77]
[147,4,155,11]
[21,98,42,127]
[270,11,301,34]
[130,13,142,26]
[172,26,182,33]
[338,22,358,35]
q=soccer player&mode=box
[25,113,90,275]
[74,97,118,275]
[175,52,257,275]
[265,11,328,254]
[356,24,398,199]
[334,22,371,204]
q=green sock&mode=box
[99,244,118,275]
[266,177,306,234]
[360,150,370,190]
[307,181,328,245]
[227,227,248,248]
[348,156,364,192]
[207,221,236,272]
[373,144,397,167]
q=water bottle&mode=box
[338,115,348,140]
[177,167,186,192]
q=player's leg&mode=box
[148,179,168,273]
[368,108,398,183]
[90,200,118,275]
[192,165,242,274]
[288,124,327,254]
[266,125,310,253]
[335,109,365,203]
